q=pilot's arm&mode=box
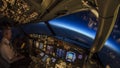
[0,41,24,63]
[1,43,15,63]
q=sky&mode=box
[49,11,120,53]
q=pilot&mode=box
[0,26,24,67]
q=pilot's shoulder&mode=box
[1,38,9,46]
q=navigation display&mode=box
[66,51,76,62]
[56,48,65,58]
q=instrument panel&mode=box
[28,34,88,68]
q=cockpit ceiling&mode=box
[0,0,97,25]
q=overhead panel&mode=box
[41,0,88,21]
[0,0,92,25]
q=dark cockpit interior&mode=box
[0,0,120,68]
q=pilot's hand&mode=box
[12,54,25,62]
[15,53,25,59]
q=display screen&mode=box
[39,52,44,57]
[61,49,65,59]
[66,51,76,62]
[56,48,66,59]
[68,53,73,59]
[51,57,56,63]
[39,43,44,49]
[78,54,83,60]
[56,48,65,58]
[46,45,54,54]
[42,55,49,62]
